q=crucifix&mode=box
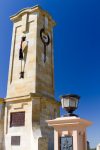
[19,36,28,78]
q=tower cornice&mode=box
[10,5,56,26]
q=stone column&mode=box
[73,130,79,150]
[54,130,59,150]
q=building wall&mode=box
[7,12,38,98]
[4,99,33,150]
[0,104,4,150]
[32,97,60,150]
[97,144,100,150]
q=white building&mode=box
[97,144,100,150]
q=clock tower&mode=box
[4,5,60,150]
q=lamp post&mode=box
[47,94,92,150]
[60,94,80,117]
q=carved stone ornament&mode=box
[40,28,50,63]
[60,136,73,150]
[40,28,50,46]
[19,36,28,78]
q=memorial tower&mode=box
[4,5,60,150]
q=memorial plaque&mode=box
[60,136,73,150]
[11,136,20,145]
[10,112,25,127]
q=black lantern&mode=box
[60,94,80,117]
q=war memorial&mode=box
[0,5,92,150]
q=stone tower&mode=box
[7,5,55,98]
[4,5,60,150]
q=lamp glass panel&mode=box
[76,99,79,107]
[63,98,70,107]
[69,99,76,107]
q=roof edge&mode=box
[10,5,56,26]
[10,5,40,20]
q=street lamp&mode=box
[60,94,80,117]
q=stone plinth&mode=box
[47,116,92,150]
[4,93,60,150]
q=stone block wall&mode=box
[32,97,60,150]
[0,103,4,150]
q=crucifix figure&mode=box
[40,28,50,63]
[19,36,28,78]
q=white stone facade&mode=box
[97,144,100,150]
[0,100,4,150]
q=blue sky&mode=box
[0,0,100,148]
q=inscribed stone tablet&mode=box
[11,136,20,145]
[10,112,25,127]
